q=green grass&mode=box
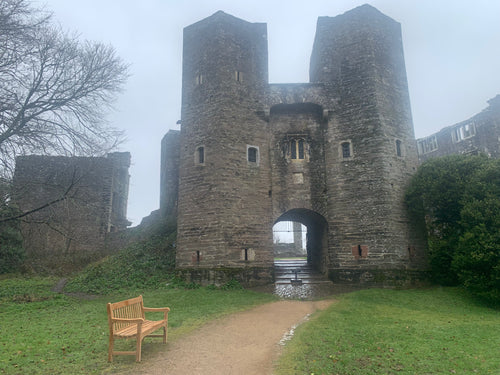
[2,275,499,375]
[0,276,276,375]
[275,287,500,374]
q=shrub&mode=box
[0,223,25,274]
[406,155,500,303]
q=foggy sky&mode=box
[35,0,500,225]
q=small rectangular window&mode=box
[247,145,259,166]
[196,146,205,164]
[235,71,243,82]
[341,142,351,158]
[396,140,402,157]
[248,147,257,162]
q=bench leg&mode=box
[108,335,114,362]
[136,337,142,362]
[163,326,167,344]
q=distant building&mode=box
[12,152,131,272]
[417,95,500,162]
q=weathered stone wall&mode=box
[171,5,428,286]
[107,152,132,231]
[12,152,131,273]
[417,95,500,162]
[160,130,180,217]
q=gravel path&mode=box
[127,299,334,375]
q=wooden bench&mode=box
[107,295,170,362]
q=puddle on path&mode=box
[278,313,311,346]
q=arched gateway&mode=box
[162,5,428,287]
[274,209,328,274]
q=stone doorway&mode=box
[273,208,328,274]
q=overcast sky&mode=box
[35,0,500,225]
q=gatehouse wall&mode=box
[163,5,428,286]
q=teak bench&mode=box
[107,295,170,362]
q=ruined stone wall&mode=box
[160,130,180,217]
[417,95,500,162]
[107,152,132,231]
[13,152,131,273]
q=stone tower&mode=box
[168,5,427,286]
[176,11,275,282]
[308,5,424,282]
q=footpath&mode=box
[125,299,334,375]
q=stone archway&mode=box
[274,208,328,274]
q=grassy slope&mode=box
[275,287,500,374]
[0,277,276,375]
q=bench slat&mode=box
[114,320,166,338]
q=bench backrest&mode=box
[107,295,145,332]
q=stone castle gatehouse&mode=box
[161,5,428,286]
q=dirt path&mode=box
[131,299,334,375]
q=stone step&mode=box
[275,273,325,279]
[275,279,333,285]
[274,259,332,286]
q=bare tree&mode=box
[0,0,129,177]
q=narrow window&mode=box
[290,139,297,159]
[196,146,204,164]
[396,140,402,157]
[235,71,243,82]
[298,139,305,159]
[452,122,475,143]
[195,74,203,85]
[341,142,351,158]
[289,138,306,160]
[418,135,438,154]
[248,147,257,163]
[463,123,474,138]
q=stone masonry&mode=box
[161,5,428,286]
[13,152,131,272]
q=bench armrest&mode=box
[144,306,170,320]
[143,307,170,312]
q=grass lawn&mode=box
[275,287,500,374]
[2,277,498,375]
[0,276,276,375]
